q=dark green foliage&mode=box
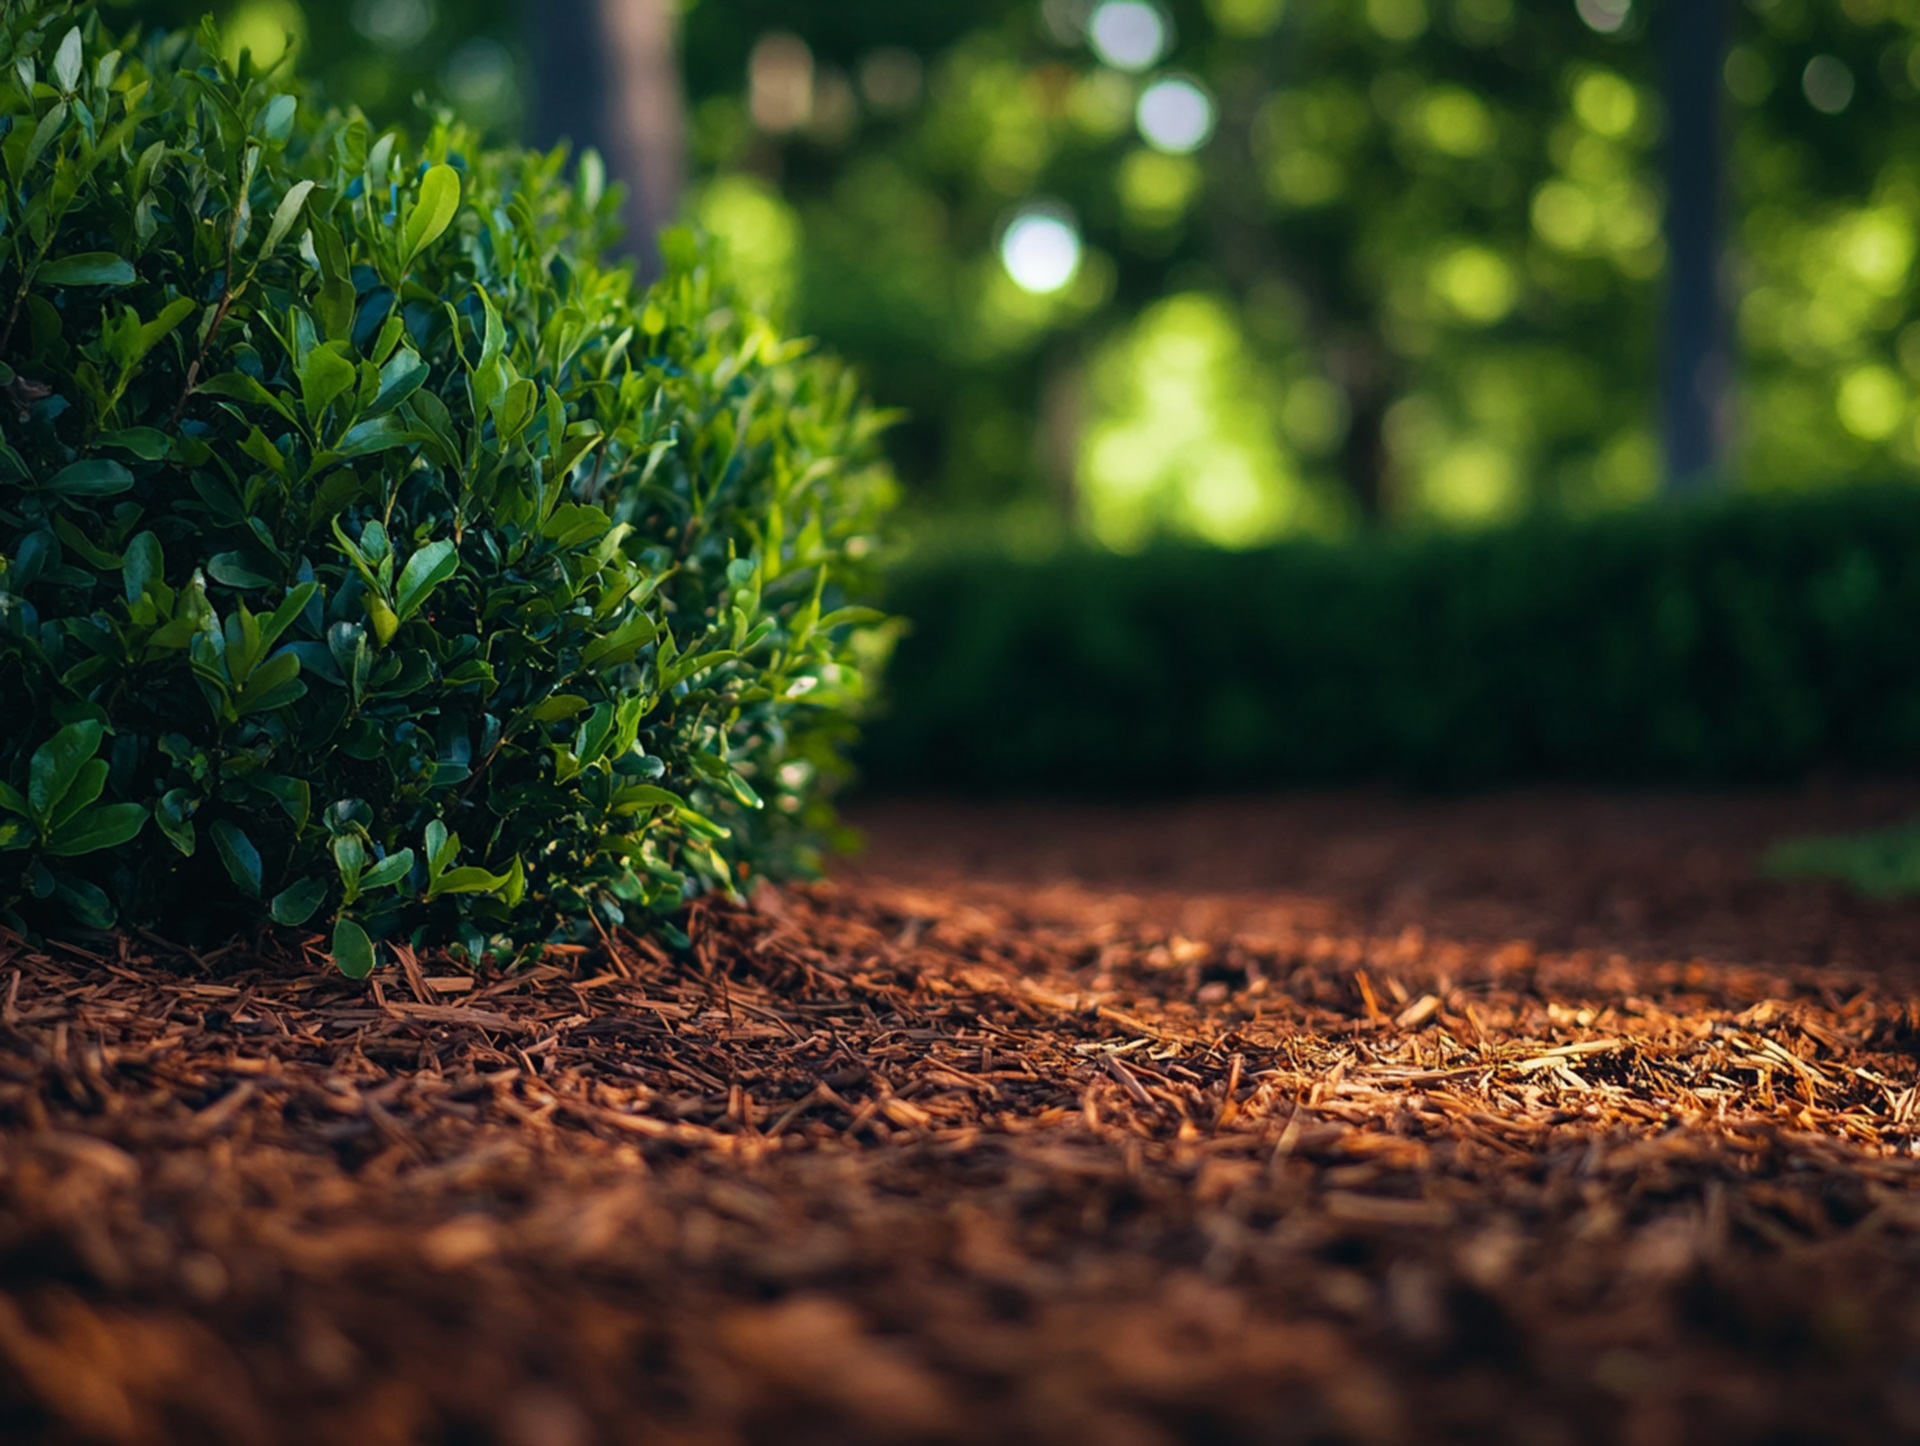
[1763,823,1920,901]
[0,2,893,960]
[866,487,1920,793]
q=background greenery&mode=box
[107,0,1920,551]
[867,486,1920,789]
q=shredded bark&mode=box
[5,789,1920,1445]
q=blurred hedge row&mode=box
[862,488,1920,792]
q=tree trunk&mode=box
[1660,0,1730,491]
[526,0,686,270]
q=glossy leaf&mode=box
[38,252,136,287]
[331,917,376,979]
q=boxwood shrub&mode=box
[0,2,894,969]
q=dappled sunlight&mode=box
[1078,293,1333,549]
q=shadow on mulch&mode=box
[5,788,1920,1445]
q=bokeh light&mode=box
[1001,205,1085,295]
[442,37,513,118]
[349,0,434,51]
[1574,0,1630,35]
[1803,56,1856,115]
[224,0,304,67]
[1135,77,1216,154]
[1088,1,1172,73]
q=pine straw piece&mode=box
[3,879,1920,1445]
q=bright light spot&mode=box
[1080,293,1320,549]
[1205,0,1286,37]
[1840,210,1915,295]
[1088,1,1171,73]
[1575,0,1630,34]
[1432,246,1518,325]
[1838,366,1905,441]
[1426,440,1521,522]
[225,0,304,68]
[751,32,815,132]
[1803,55,1856,115]
[1136,77,1215,154]
[1416,87,1496,157]
[1573,72,1638,138]
[1000,206,1084,295]
[1531,180,1597,251]
[350,0,435,50]
[443,38,514,119]
[695,175,800,315]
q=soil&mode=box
[7,784,1920,1445]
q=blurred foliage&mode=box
[102,0,1920,549]
[1764,820,1920,899]
[689,0,1920,546]
[865,486,1920,791]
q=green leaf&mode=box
[298,341,357,425]
[368,347,429,416]
[260,583,318,651]
[210,819,263,898]
[123,531,163,604]
[358,847,415,892]
[39,253,136,287]
[155,788,197,856]
[46,759,107,831]
[27,721,104,826]
[270,876,329,927]
[98,427,171,460]
[817,606,889,630]
[332,917,376,980]
[261,178,317,258]
[531,695,590,722]
[613,784,685,814]
[208,551,276,589]
[403,164,461,269]
[43,459,134,496]
[425,820,456,875]
[394,540,458,621]
[428,863,516,899]
[197,371,294,420]
[55,878,116,930]
[51,26,82,92]
[234,648,305,715]
[332,833,368,886]
[44,803,148,858]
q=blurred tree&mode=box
[1661,0,1731,490]
[527,0,685,267]
[103,0,1920,546]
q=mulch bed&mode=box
[7,788,1920,1445]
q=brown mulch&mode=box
[7,788,1920,1445]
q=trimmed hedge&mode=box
[864,487,1920,792]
